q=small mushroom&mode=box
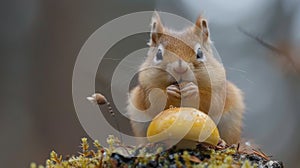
[87,93,107,105]
[147,107,220,146]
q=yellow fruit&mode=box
[147,107,220,146]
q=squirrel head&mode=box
[139,12,225,90]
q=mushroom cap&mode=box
[147,107,220,146]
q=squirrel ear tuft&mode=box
[195,16,210,42]
[149,11,164,46]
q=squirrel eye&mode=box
[196,48,206,62]
[156,49,163,61]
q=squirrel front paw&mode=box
[180,82,199,108]
[166,84,181,108]
[166,82,200,108]
[180,82,199,98]
[166,84,181,99]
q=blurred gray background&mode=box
[1,0,300,167]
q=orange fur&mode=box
[127,12,245,144]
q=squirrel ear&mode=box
[195,16,210,42]
[149,11,164,46]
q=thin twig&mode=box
[238,26,300,73]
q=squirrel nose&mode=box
[173,60,188,75]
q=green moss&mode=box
[31,136,282,168]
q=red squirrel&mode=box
[127,12,245,145]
